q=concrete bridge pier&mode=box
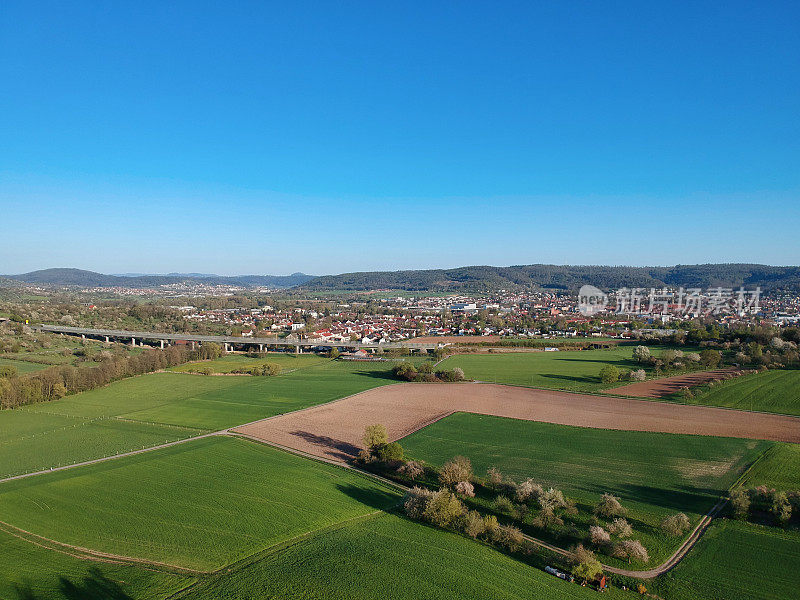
[131,337,136,347]
[81,334,85,339]
[105,336,110,343]
[224,343,230,353]
[259,344,264,353]
[160,340,165,349]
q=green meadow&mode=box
[168,353,329,373]
[0,356,50,374]
[0,358,406,478]
[0,526,193,600]
[739,442,800,491]
[0,436,399,571]
[176,513,627,600]
[651,520,800,600]
[675,369,800,416]
[400,412,769,563]
[437,346,656,392]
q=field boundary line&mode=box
[165,511,391,600]
[0,519,206,575]
[729,443,777,490]
[0,379,406,485]
[0,431,222,485]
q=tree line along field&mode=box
[649,520,800,600]
[436,346,682,392]
[0,357,412,478]
[0,436,400,572]
[399,412,770,565]
[671,369,800,416]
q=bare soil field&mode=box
[233,382,800,462]
[609,368,742,398]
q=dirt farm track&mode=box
[234,383,800,462]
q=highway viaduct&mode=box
[33,324,443,354]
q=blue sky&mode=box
[2,1,798,275]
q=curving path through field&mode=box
[3,381,797,584]
[233,381,800,462]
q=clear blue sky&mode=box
[2,1,798,275]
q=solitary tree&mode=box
[599,365,620,384]
[571,544,603,581]
[423,490,465,528]
[632,345,651,363]
[730,488,751,519]
[595,493,627,518]
[487,466,503,489]
[660,513,691,536]
[589,525,611,546]
[612,539,649,564]
[608,518,633,538]
[700,349,722,368]
[439,456,473,486]
[363,424,388,450]
[772,491,792,527]
[630,369,646,381]
[397,460,424,480]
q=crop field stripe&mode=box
[0,431,221,484]
[728,443,779,490]
[0,519,206,575]
[0,436,403,571]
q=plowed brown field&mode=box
[233,383,800,462]
[609,368,742,398]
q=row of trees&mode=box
[393,362,465,383]
[730,486,799,527]
[0,343,222,409]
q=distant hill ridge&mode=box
[5,268,314,289]
[297,263,800,293]
[4,265,800,292]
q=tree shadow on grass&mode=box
[612,483,714,515]
[14,568,134,600]
[335,483,402,511]
[351,369,398,381]
[539,373,596,384]
[288,430,360,461]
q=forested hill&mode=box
[5,268,314,289]
[6,265,800,293]
[297,264,800,293]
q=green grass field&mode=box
[651,520,800,600]
[438,346,671,392]
[675,369,800,416]
[176,513,626,600]
[739,443,800,491]
[0,436,400,571]
[0,356,50,374]
[0,526,194,600]
[400,412,769,563]
[0,358,406,478]
[168,353,329,374]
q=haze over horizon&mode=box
[2,2,799,274]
